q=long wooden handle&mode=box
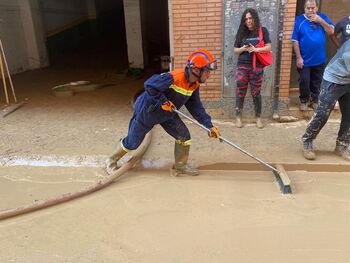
[0,40,17,103]
[0,52,9,105]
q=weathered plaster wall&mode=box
[0,0,48,74]
[123,0,144,69]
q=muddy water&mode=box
[1,168,350,262]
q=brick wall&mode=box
[171,0,222,101]
[279,0,297,101]
[171,0,297,106]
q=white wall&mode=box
[0,0,31,73]
[123,0,144,69]
[0,0,94,74]
[19,0,49,70]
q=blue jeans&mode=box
[302,79,350,146]
[298,64,325,104]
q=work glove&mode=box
[208,126,221,139]
[161,100,176,112]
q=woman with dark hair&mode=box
[233,8,271,128]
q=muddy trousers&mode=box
[302,80,350,147]
[235,65,263,117]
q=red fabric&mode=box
[253,26,273,69]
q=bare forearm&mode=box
[234,47,245,55]
[293,41,302,58]
[331,35,340,48]
[256,43,271,53]
[320,18,334,35]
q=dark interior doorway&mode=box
[45,0,128,72]
[140,0,170,72]
[44,0,170,74]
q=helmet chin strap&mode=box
[189,67,204,83]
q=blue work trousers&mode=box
[298,64,325,104]
[302,80,350,146]
[122,94,191,150]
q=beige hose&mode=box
[0,132,152,220]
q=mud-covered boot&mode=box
[310,102,318,111]
[236,113,243,128]
[300,103,308,111]
[170,143,199,176]
[105,143,127,174]
[334,143,350,161]
[256,117,264,129]
[302,141,316,160]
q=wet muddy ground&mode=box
[1,67,350,262]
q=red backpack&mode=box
[253,26,273,69]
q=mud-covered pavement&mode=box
[1,68,350,262]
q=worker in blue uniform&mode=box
[106,49,221,176]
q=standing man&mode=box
[292,0,334,111]
[331,15,350,48]
[105,49,221,176]
[302,39,350,161]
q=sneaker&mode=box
[334,145,350,161]
[300,103,308,111]
[256,118,264,129]
[303,141,316,160]
[310,102,318,111]
[236,116,243,128]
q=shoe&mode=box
[236,115,243,128]
[256,118,264,129]
[310,102,318,111]
[300,103,308,111]
[334,144,350,161]
[303,141,316,160]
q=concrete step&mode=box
[287,87,341,120]
[288,104,341,120]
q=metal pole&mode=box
[173,109,280,174]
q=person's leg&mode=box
[160,116,198,176]
[309,63,325,109]
[235,65,249,127]
[335,87,350,160]
[106,99,158,173]
[249,67,264,128]
[105,116,152,173]
[302,80,342,159]
[298,66,311,110]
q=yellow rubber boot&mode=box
[105,143,127,174]
[170,143,199,176]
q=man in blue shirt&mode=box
[292,0,334,111]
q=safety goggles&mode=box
[205,60,217,70]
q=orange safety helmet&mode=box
[187,49,217,71]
